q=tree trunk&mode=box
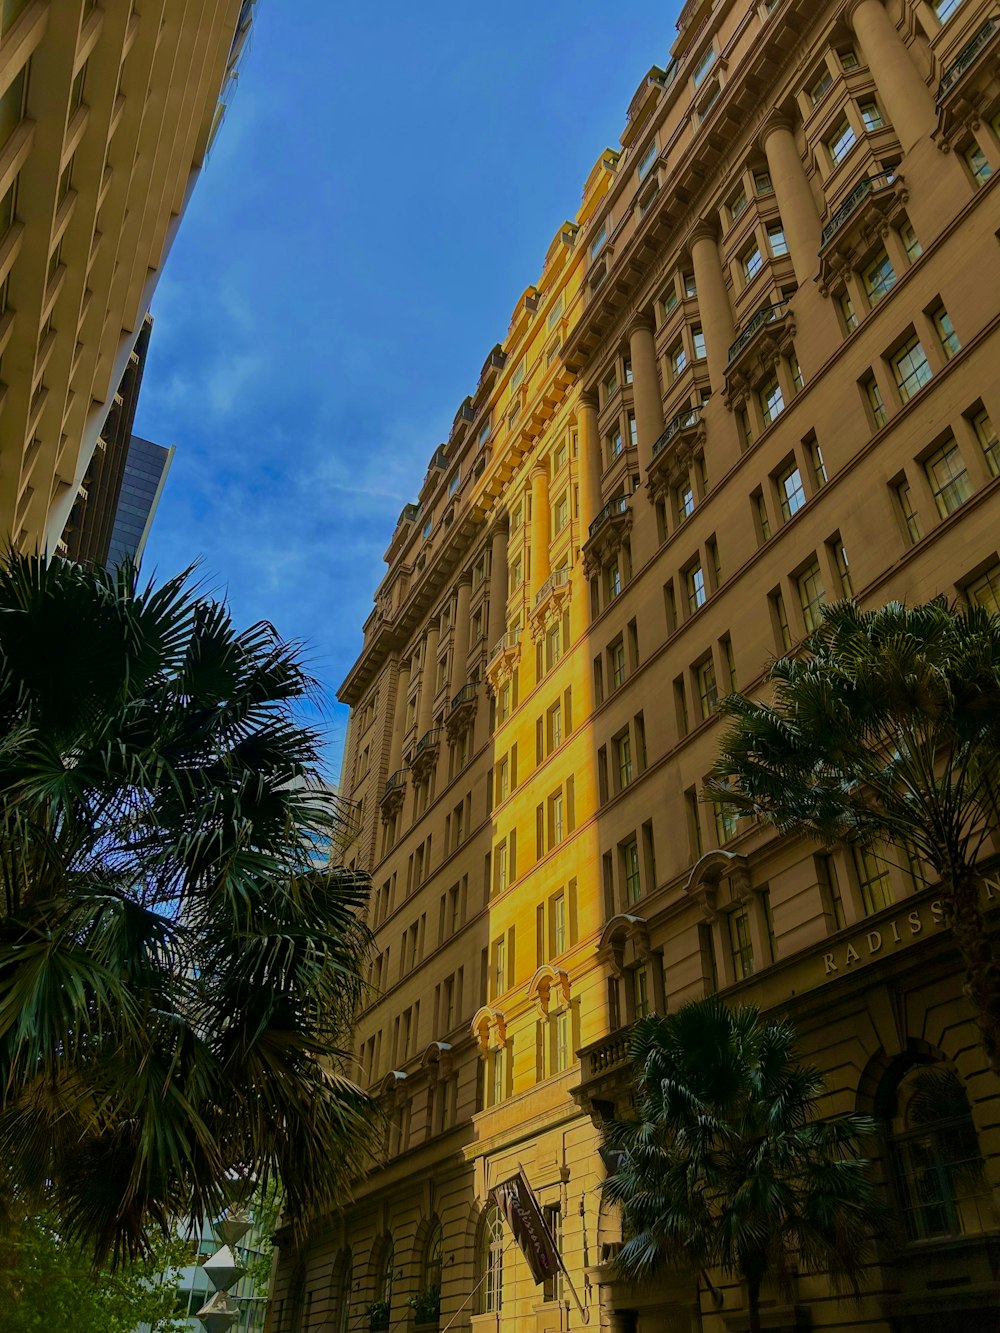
[746,1284,762,1333]
[941,869,1000,1077]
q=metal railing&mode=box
[449,682,477,712]
[489,628,520,661]
[651,407,702,460]
[533,567,571,607]
[414,727,442,756]
[820,172,895,246]
[383,769,408,795]
[588,494,629,540]
[938,16,999,100]
[727,300,789,365]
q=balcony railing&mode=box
[489,628,520,661]
[533,567,571,608]
[585,1025,634,1079]
[414,727,443,756]
[588,494,629,540]
[384,768,408,795]
[820,172,895,247]
[449,682,477,712]
[651,407,702,460]
[727,300,790,365]
[938,16,999,100]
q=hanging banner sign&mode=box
[488,1169,562,1286]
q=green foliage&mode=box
[407,1283,441,1324]
[706,597,1000,1070]
[604,999,881,1329]
[0,1213,193,1332]
[0,554,375,1267]
[367,1297,391,1330]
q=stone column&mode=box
[416,620,440,738]
[486,522,509,653]
[627,313,665,475]
[387,660,411,774]
[848,0,936,150]
[529,464,551,600]
[762,117,822,285]
[577,392,602,536]
[689,225,736,395]
[450,575,473,696]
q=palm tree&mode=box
[0,554,374,1266]
[706,598,1000,1074]
[603,999,880,1333]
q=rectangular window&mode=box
[973,408,999,477]
[753,489,771,543]
[632,966,650,1020]
[692,45,716,87]
[773,588,792,650]
[742,243,763,281]
[863,249,896,305]
[551,791,565,845]
[826,118,857,165]
[684,272,697,298]
[729,908,755,980]
[859,98,884,132]
[900,220,922,261]
[891,336,932,402]
[607,427,623,461]
[662,285,679,317]
[767,224,788,257]
[615,732,633,790]
[777,463,806,519]
[637,140,658,180]
[696,657,718,720]
[932,305,960,359]
[968,562,1000,614]
[686,562,707,613]
[552,1009,570,1074]
[590,223,608,259]
[925,439,972,517]
[965,142,992,185]
[554,492,569,533]
[670,341,688,378]
[864,374,887,428]
[610,637,626,688]
[623,838,641,905]
[809,67,833,104]
[797,560,826,632]
[895,478,921,544]
[840,291,859,332]
[552,892,567,955]
[810,439,828,485]
[675,478,695,523]
[833,539,853,596]
[854,846,893,915]
[728,182,749,220]
[693,326,707,360]
[715,801,739,844]
[627,412,638,448]
[760,376,784,425]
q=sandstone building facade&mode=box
[0,0,254,553]
[273,1,1000,1330]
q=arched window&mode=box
[887,1062,991,1242]
[478,1205,505,1314]
[333,1248,353,1333]
[369,1238,393,1331]
[423,1219,443,1295]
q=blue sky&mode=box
[135,2,678,776]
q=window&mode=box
[933,0,965,17]
[964,142,992,185]
[590,223,608,259]
[863,249,895,305]
[554,492,569,533]
[615,732,633,789]
[479,1206,505,1313]
[422,517,433,539]
[968,563,1000,614]
[840,291,858,332]
[853,846,892,914]
[753,490,771,543]
[686,562,707,613]
[552,892,567,955]
[741,242,763,282]
[895,479,921,544]
[754,168,773,195]
[632,966,650,1019]
[840,47,859,70]
[509,555,523,591]
[759,376,784,425]
[859,98,883,132]
[669,341,687,378]
[833,540,853,596]
[637,140,658,180]
[777,463,806,519]
[729,908,754,980]
[891,337,932,402]
[623,839,641,905]
[925,439,972,517]
[767,224,788,257]
[772,588,792,650]
[728,182,749,220]
[662,285,679,317]
[889,1063,990,1243]
[973,408,999,476]
[696,658,718,720]
[553,439,568,471]
[864,374,887,427]
[932,305,960,360]
[606,562,622,602]
[810,439,828,486]
[809,67,833,105]
[715,802,739,844]
[604,369,619,401]
[900,220,922,262]
[552,1009,571,1074]
[675,479,695,523]
[797,560,826,632]
[607,427,623,462]
[692,326,706,360]
[495,841,509,895]
[826,118,857,165]
[610,637,626,688]
[692,45,715,87]
[551,791,565,845]
[627,412,638,448]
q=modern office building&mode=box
[0,0,255,555]
[103,431,174,567]
[273,1,1000,1331]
